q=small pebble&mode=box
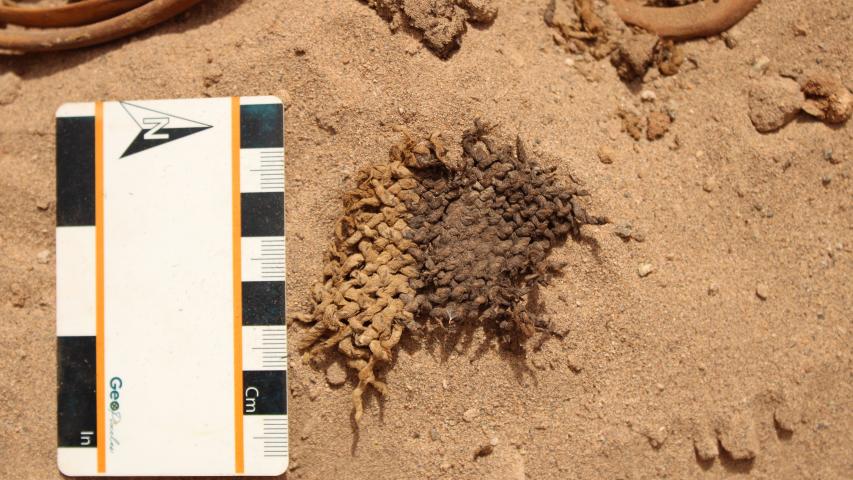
[638,263,654,277]
[752,55,771,72]
[694,433,719,461]
[748,77,804,132]
[646,426,667,449]
[430,428,441,441]
[277,89,293,109]
[404,43,421,56]
[325,362,347,386]
[718,412,759,460]
[307,386,319,401]
[646,111,671,140]
[597,145,617,164]
[463,408,480,423]
[36,250,51,264]
[0,72,21,106]
[10,283,26,308]
[702,176,718,192]
[722,29,740,49]
[202,63,223,87]
[614,222,633,239]
[474,444,494,459]
[567,354,583,373]
[800,70,852,123]
[640,90,657,102]
[664,100,678,120]
[824,150,842,164]
[755,283,769,300]
[708,282,720,296]
[774,405,800,433]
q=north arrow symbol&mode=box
[120,102,212,158]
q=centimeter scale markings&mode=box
[56,96,287,477]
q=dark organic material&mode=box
[294,121,606,421]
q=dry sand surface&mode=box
[1,0,852,479]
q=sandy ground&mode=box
[0,0,851,479]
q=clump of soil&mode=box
[363,0,497,57]
[646,110,672,140]
[0,72,21,106]
[545,0,620,59]
[747,77,804,133]
[619,107,673,142]
[610,31,658,80]
[746,70,851,133]
[610,32,683,81]
[800,70,853,124]
[545,0,683,79]
[618,108,645,140]
[655,39,684,76]
[295,121,606,421]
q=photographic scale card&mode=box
[55,96,287,476]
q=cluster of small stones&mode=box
[294,121,605,422]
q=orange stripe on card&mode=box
[94,101,106,474]
[231,96,245,474]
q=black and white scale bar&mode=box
[57,337,97,448]
[239,101,285,328]
[242,324,287,372]
[242,237,285,282]
[242,282,285,325]
[242,371,287,415]
[56,115,95,227]
[238,100,287,463]
[253,150,285,192]
[257,327,287,370]
[258,418,289,458]
[56,110,98,452]
[241,192,284,237]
